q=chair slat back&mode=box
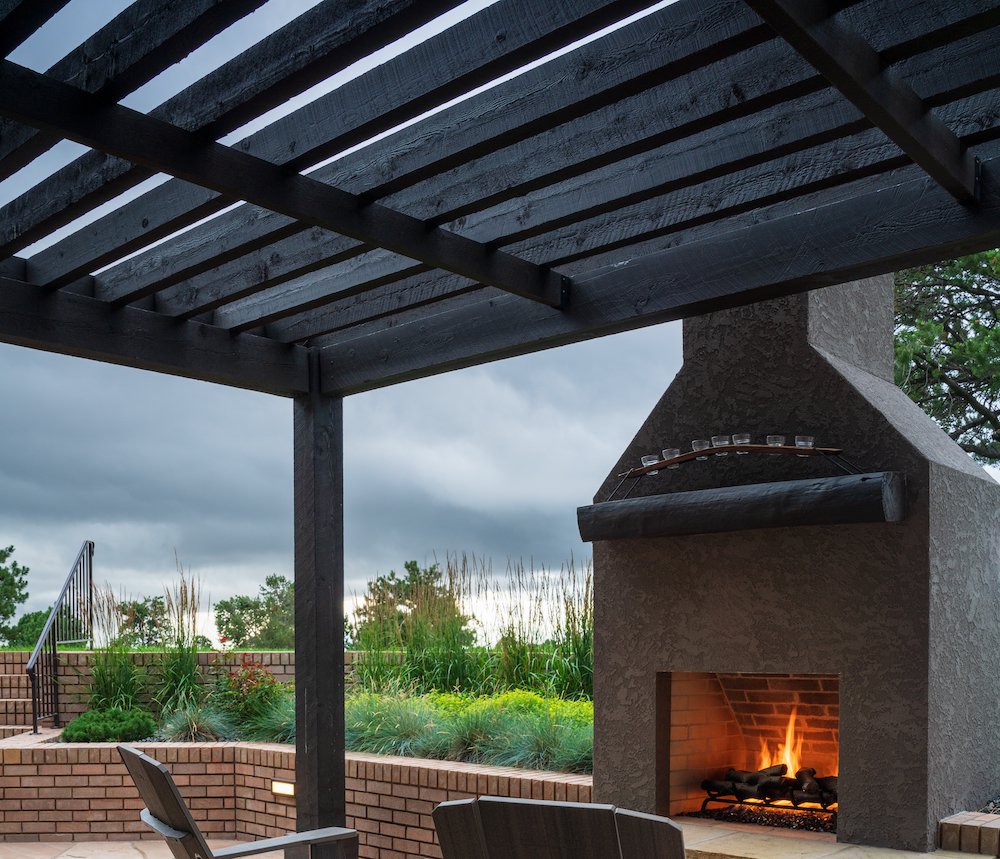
[433,799,489,859]
[614,808,685,859]
[119,744,215,859]
[476,797,621,859]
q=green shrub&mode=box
[548,698,594,726]
[340,690,594,773]
[242,691,296,744]
[550,721,594,774]
[347,555,593,699]
[160,704,237,742]
[154,646,202,714]
[216,654,283,722]
[89,645,145,711]
[345,693,438,757]
[89,586,145,710]
[61,707,156,743]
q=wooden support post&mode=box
[293,350,345,857]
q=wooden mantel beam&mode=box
[745,0,979,203]
[0,60,567,309]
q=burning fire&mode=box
[757,707,804,774]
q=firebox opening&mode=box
[657,672,839,829]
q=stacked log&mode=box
[701,764,838,809]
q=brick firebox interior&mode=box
[661,672,839,817]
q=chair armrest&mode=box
[213,827,358,859]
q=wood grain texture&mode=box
[101,14,1000,323]
[317,155,1000,394]
[0,0,265,179]
[0,0,462,257]
[747,0,978,201]
[235,49,1000,338]
[433,800,489,859]
[293,374,346,855]
[0,275,309,395]
[86,0,771,307]
[24,0,652,287]
[0,60,565,307]
[0,0,70,55]
[577,472,906,541]
[614,808,685,859]
[475,797,620,859]
[268,272,481,344]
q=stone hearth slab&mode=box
[680,821,983,859]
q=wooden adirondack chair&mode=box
[433,796,685,859]
[118,745,359,859]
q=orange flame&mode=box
[757,707,804,774]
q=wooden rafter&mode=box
[0,275,309,395]
[23,0,659,290]
[0,0,71,55]
[745,0,980,203]
[0,60,568,308]
[317,154,1000,394]
[0,0,267,179]
[0,0,467,258]
[87,3,1000,329]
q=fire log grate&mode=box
[701,763,838,821]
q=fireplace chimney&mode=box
[582,276,1000,850]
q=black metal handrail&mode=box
[25,540,94,733]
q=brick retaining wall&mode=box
[0,739,591,858]
[33,650,371,722]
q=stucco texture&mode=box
[590,278,1000,852]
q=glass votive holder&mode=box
[662,448,681,469]
[692,439,710,460]
[733,432,751,453]
[711,434,731,455]
[641,454,660,474]
[766,434,785,454]
[795,435,815,457]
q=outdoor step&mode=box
[0,725,31,739]
[0,698,35,725]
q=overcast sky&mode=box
[1,1,995,626]
[0,0,687,619]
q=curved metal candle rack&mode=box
[607,444,861,502]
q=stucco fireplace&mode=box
[579,276,1000,850]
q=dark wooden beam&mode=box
[317,154,1000,394]
[0,275,309,395]
[227,81,1000,336]
[0,0,464,258]
[493,88,999,272]
[217,253,429,333]
[268,272,480,344]
[103,12,1000,319]
[154,226,361,319]
[145,38,824,319]
[577,472,906,541]
[293,357,346,850]
[0,0,71,55]
[0,0,266,180]
[22,0,657,288]
[35,0,770,296]
[0,61,566,308]
[745,0,979,203]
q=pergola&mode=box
[2,0,1000,841]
